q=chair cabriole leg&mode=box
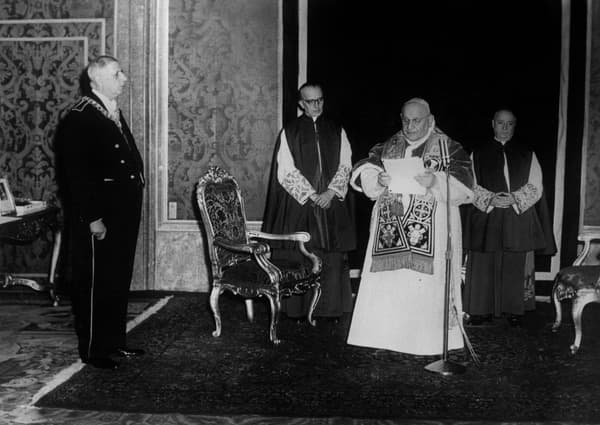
[551,281,563,332]
[570,291,599,354]
[245,298,254,322]
[307,284,321,327]
[210,286,222,337]
[266,293,280,345]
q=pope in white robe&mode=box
[347,98,474,355]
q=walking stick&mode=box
[424,160,466,375]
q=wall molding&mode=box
[298,0,307,87]
[0,19,106,55]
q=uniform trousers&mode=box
[69,182,142,360]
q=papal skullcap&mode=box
[403,98,431,115]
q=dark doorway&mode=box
[306,0,562,271]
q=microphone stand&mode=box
[424,165,466,376]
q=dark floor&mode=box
[0,284,587,425]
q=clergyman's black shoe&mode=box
[319,317,340,324]
[83,357,119,370]
[115,347,146,357]
[467,314,492,326]
[507,314,523,327]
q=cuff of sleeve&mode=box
[299,190,317,205]
[511,194,522,214]
[328,185,346,199]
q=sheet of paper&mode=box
[382,157,426,195]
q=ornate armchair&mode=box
[552,234,600,354]
[196,166,322,344]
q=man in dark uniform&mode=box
[262,82,356,322]
[56,55,145,369]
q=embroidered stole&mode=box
[369,136,451,275]
[371,192,436,274]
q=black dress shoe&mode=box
[115,347,146,357]
[467,314,492,326]
[507,314,523,327]
[84,357,119,370]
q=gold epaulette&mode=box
[70,97,93,112]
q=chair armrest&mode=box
[247,231,321,274]
[574,233,600,266]
[214,236,283,283]
[214,237,270,255]
[247,230,310,243]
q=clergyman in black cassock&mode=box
[463,109,556,326]
[262,83,356,320]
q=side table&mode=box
[0,206,61,306]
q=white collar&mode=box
[92,89,117,115]
[494,137,510,145]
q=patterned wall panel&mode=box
[0,0,114,275]
[0,20,106,57]
[155,231,209,292]
[0,0,114,50]
[168,0,279,221]
[0,38,85,202]
[584,0,600,227]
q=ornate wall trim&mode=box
[113,0,119,55]
[0,36,88,61]
[0,19,106,55]
[298,0,307,88]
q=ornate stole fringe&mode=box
[370,193,436,274]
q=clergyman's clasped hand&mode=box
[490,192,516,208]
[310,189,336,209]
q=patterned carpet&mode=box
[31,292,600,423]
[0,290,169,424]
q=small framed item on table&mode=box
[0,178,16,215]
[15,198,47,216]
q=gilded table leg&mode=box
[48,229,62,306]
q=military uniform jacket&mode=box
[56,93,144,224]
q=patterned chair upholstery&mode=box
[196,166,322,344]
[552,234,600,354]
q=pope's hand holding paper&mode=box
[382,157,427,195]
